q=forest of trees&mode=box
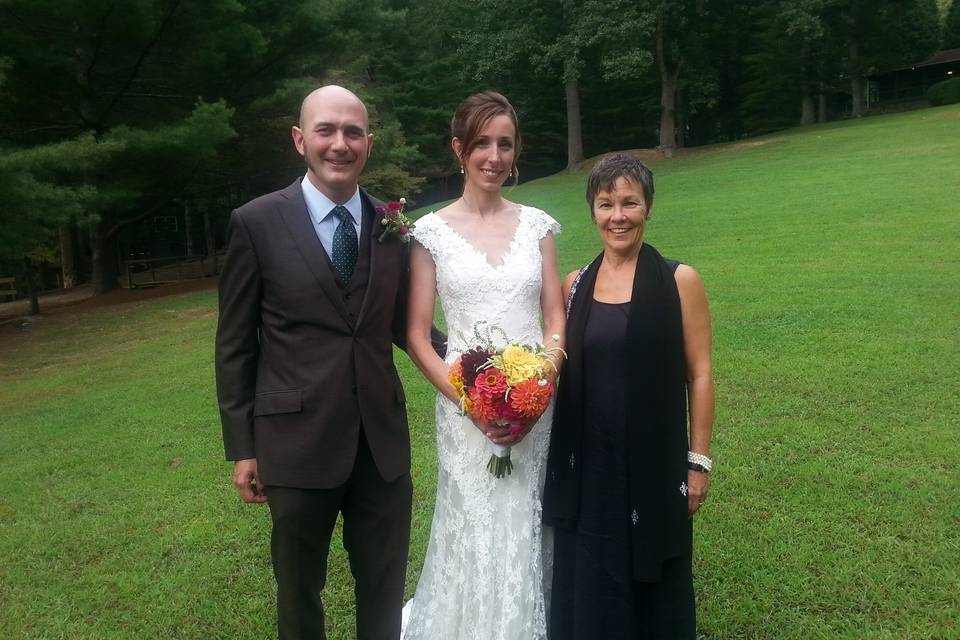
[1,0,956,305]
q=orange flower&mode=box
[509,378,554,418]
[468,387,500,422]
[448,358,465,394]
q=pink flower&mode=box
[475,367,508,396]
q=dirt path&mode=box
[0,278,219,325]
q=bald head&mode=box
[292,84,375,203]
[299,85,369,131]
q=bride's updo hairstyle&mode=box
[451,91,522,184]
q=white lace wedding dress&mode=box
[401,205,561,640]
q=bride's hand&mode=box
[468,418,516,445]
[506,418,537,445]
[475,418,536,446]
[469,417,503,440]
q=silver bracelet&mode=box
[687,451,713,472]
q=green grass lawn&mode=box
[2,106,958,639]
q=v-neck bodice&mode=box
[412,205,561,358]
[430,207,525,270]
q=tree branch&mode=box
[99,0,182,124]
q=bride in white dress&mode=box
[403,91,566,640]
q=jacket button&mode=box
[351,386,357,395]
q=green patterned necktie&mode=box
[330,205,358,284]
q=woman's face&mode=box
[592,177,649,252]
[456,114,517,192]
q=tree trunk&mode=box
[564,61,584,171]
[22,257,40,315]
[675,85,686,148]
[91,221,118,294]
[203,207,217,275]
[59,224,78,288]
[849,39,865,117]
[801,95,816,125]
[818,93,828,123]
[183,200,194,256]
[659,75,677,154]
[656,13,680,154]
[851,76,866,116]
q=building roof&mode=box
[895,48,960,72]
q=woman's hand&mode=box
[687,469,709,516]
[469,416,536,446]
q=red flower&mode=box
[388,201,402,211]
[496,395,522,422]
[460,348,492,386]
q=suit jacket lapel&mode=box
[355,189,380,330]
[276,179,352,328]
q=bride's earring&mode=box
[460,165,464,174]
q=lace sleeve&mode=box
[410,213,443,260]
[525,207,562,240]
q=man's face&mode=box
[292,91,374,202]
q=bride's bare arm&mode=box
[504,233,566,447]
[407,240,459,404]
[539,234,566,378]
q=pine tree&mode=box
[944,0,960,48]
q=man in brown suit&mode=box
[215,85,440,640]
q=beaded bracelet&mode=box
[687,451,713,472]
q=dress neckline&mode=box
[429,205,527,270]
[592,299,631,306]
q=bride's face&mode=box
[458,114,517,192]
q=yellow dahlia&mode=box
[498,345,544,386]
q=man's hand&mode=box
[233,458,268,503]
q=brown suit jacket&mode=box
[215,179,434,488]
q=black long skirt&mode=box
[550,300,695,640]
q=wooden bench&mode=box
[0,277,17,302]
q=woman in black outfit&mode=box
[544,153,715,639]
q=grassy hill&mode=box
[1,105,957,639]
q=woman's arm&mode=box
[676,264,715,516]
[406,240,459,404]
[501,235,568,447]
[561,269,578,302]
[407,240,510,443]
[539,234,566,377]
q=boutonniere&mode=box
[377,197,415,243]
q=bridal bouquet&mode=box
[448,322,563,478]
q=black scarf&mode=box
[543,242,691,582]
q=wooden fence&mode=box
[121,253,223,289]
